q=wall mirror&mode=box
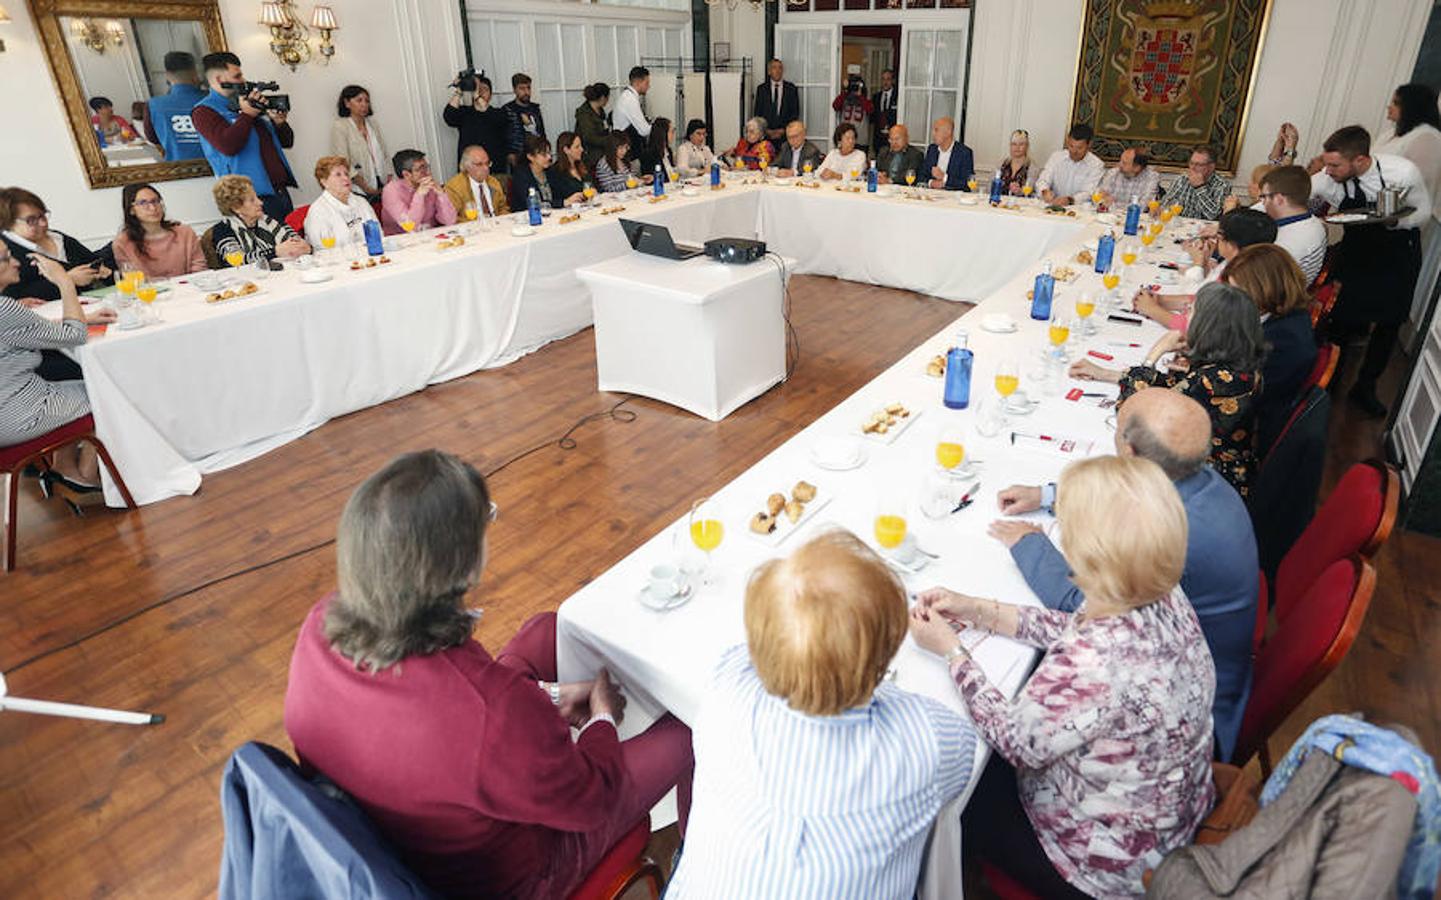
[27,0,228,188]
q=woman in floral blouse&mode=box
[911,455,1217,899]
[1071,282,1264,496]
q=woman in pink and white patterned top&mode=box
[912,455,1217,899]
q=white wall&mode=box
[1,0,449,244]
[717,0,1430,179]
[709,1,765,76]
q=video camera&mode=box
[220,80,290,112]
[846,73,867,95]
[452,67,486,93]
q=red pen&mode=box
[1108,341,1142,348]
[1087,350,1114,361]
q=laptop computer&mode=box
[619,218,705,260]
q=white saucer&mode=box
[682,187,700,197]
[637,581,694,611]
[510,225,536,238]
[957,195,979,205]
[299,270,333,284]
[875,187,894,198]
[1004,392,1038,415]
[981,313,1018,333]
[810,437,868,471]
[1095,213,1119,225]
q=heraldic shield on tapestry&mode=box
[1069,0,1273,173]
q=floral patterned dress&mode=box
[951,589,1217,899]
[1119,362,1259,497]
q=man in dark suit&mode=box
[870,68,898,146]
[775,121,823,176]
[922,116,974,190]
[875,123,924,185]
[753,58,800,148]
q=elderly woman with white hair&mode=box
[911,454,1217,899]
[997,128,1036,195]
[725,116,773,170]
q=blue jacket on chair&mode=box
[219,742,437,900]
[922,141,975,190]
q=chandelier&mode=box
[69,17,124,54]
[258,1,339,70]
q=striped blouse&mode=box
[211,214,301,265]
[668,645,977,900]
[0,294,90,444]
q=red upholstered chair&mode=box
[979,861,1043,900]
[1272,460,1397,607]
[1,414,136,571]
[284,204,310,235]
[1233,556,1376,774]
[566,815,663,900]
[1308,279,1341,329]
[1300,342,1340,393]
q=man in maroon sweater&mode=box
[284,451,692,898]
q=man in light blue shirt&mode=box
[990,389,1257,761]
[669,530,977,899]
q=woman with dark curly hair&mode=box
[1070,282,1264,496]
[110,183,206,279]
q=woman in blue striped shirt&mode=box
[668,529,978,899]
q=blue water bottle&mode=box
[527,187,542,227]
[710,161,721,187]
[1094,232,1116,274]
[653,165,664,197]
[989,170,1004,205]
[1124,195,1141,236]
[1030,262,1055,321]
[362,219,384,257]
[867,160,878,193]
[943,331,974,410]
[94,126,108,148]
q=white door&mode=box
[774,24,840,149]
[898,25,968,147]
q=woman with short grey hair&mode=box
[726,116,774,169]
[1069,282,1264,496]
[283,449,695,897]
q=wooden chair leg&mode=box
[4,469,18,573]
[82,436,136,509]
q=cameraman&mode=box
[831,70,872,152]
[192,52,298,222]
[443,71,510,174]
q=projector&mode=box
[704,237,767,264]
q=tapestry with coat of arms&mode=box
[1069,0,1272,173]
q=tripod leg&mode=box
[1,696,163,725]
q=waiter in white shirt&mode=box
[1310,124,1433,417]
[611,66,652,159]
[1037,123,1106,205]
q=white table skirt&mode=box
[578,253,791,421]
[557,204,1181,897]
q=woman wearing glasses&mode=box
[111,183,207,280]
[0,187,113,304]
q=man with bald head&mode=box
[876,123,924,185]
[1096,146,1161,207]
[922,116,974,190]
[990,389,1258,761]
[442,144,509,218]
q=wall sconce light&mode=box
[259,1,338,71]
[0,5,11,54]
[69,17,125,54]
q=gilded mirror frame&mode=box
[27,0,228,189]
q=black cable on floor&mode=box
[2,396,639,678]
[765,251,801,380]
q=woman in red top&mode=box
[284,450,693,898]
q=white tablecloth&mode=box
[578,252,791,420]
[45,182,1143,514]
[556,204,1180,898]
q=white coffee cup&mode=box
[889,533,921,565]
[648,564,684,598]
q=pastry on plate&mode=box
[766,493,786,516]
[791,481,817,503]
[784,500,803,523]
[749,512,776,534]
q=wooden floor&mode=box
[0,274,1436,898]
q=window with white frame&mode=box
[465,11,687,148]
[902,27,964,145]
